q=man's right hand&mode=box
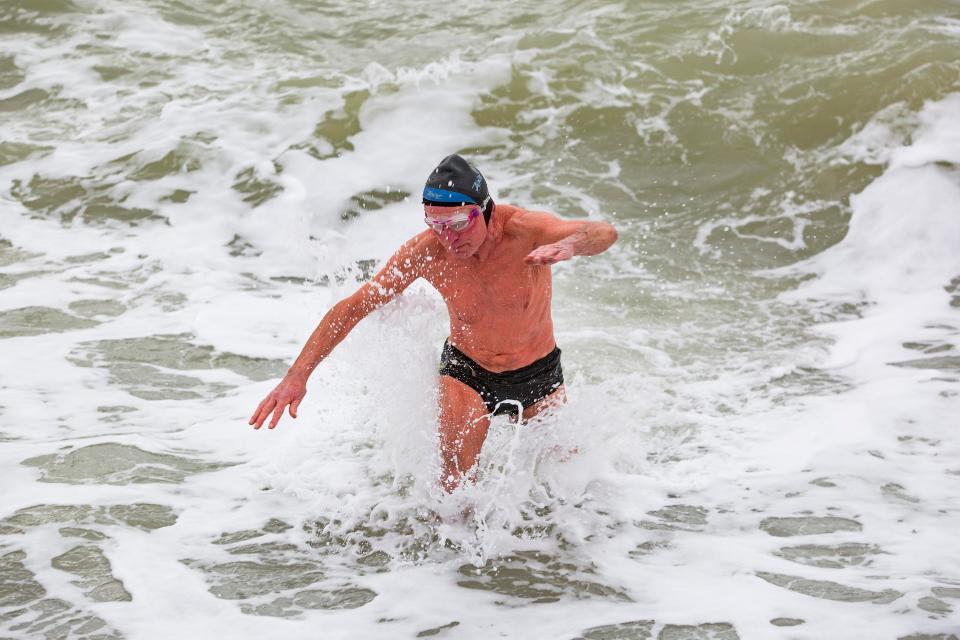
[249,374,307,430]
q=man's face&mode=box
[424,204,486,259]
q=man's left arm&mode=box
[519,211,618,265]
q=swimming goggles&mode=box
[424,207,480,233]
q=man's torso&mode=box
[418,204,556,372]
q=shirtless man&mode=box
[249,154,618,491]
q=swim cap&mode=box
[422,154,494,223]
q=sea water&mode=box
[1,1,959,638]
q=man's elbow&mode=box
[600,221,618,250]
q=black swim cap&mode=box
[422,154,494,223]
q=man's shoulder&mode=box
[396,229,436,252]
[498,204,534,232]
[394,230,444,269]
[500,204,554,237]
[497,203,526,219]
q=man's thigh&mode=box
[520,385,567,422]
[438,375,490,439]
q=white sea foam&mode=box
[2,2,960,639]
[783,94,960,369]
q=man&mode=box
[249,154,618,492]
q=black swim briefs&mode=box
[438,340,564,416]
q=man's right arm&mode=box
[249,234,430,430]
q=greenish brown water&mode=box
[2,0,959,638]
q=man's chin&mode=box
[448,244,475,259]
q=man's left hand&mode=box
[525,242,574,265]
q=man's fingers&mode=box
[251,397,277,429]
[525,252,552,265]
[249,398,265,424]
[249,396,271,425]
[290,397,301,418]
[525,245,567,265]
[268,402,285,429]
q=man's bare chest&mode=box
[426,258,545,322]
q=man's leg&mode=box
[521,386,577,461]
[438,375,491,492]
[521,385,567,422]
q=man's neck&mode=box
[472,207,502,262]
